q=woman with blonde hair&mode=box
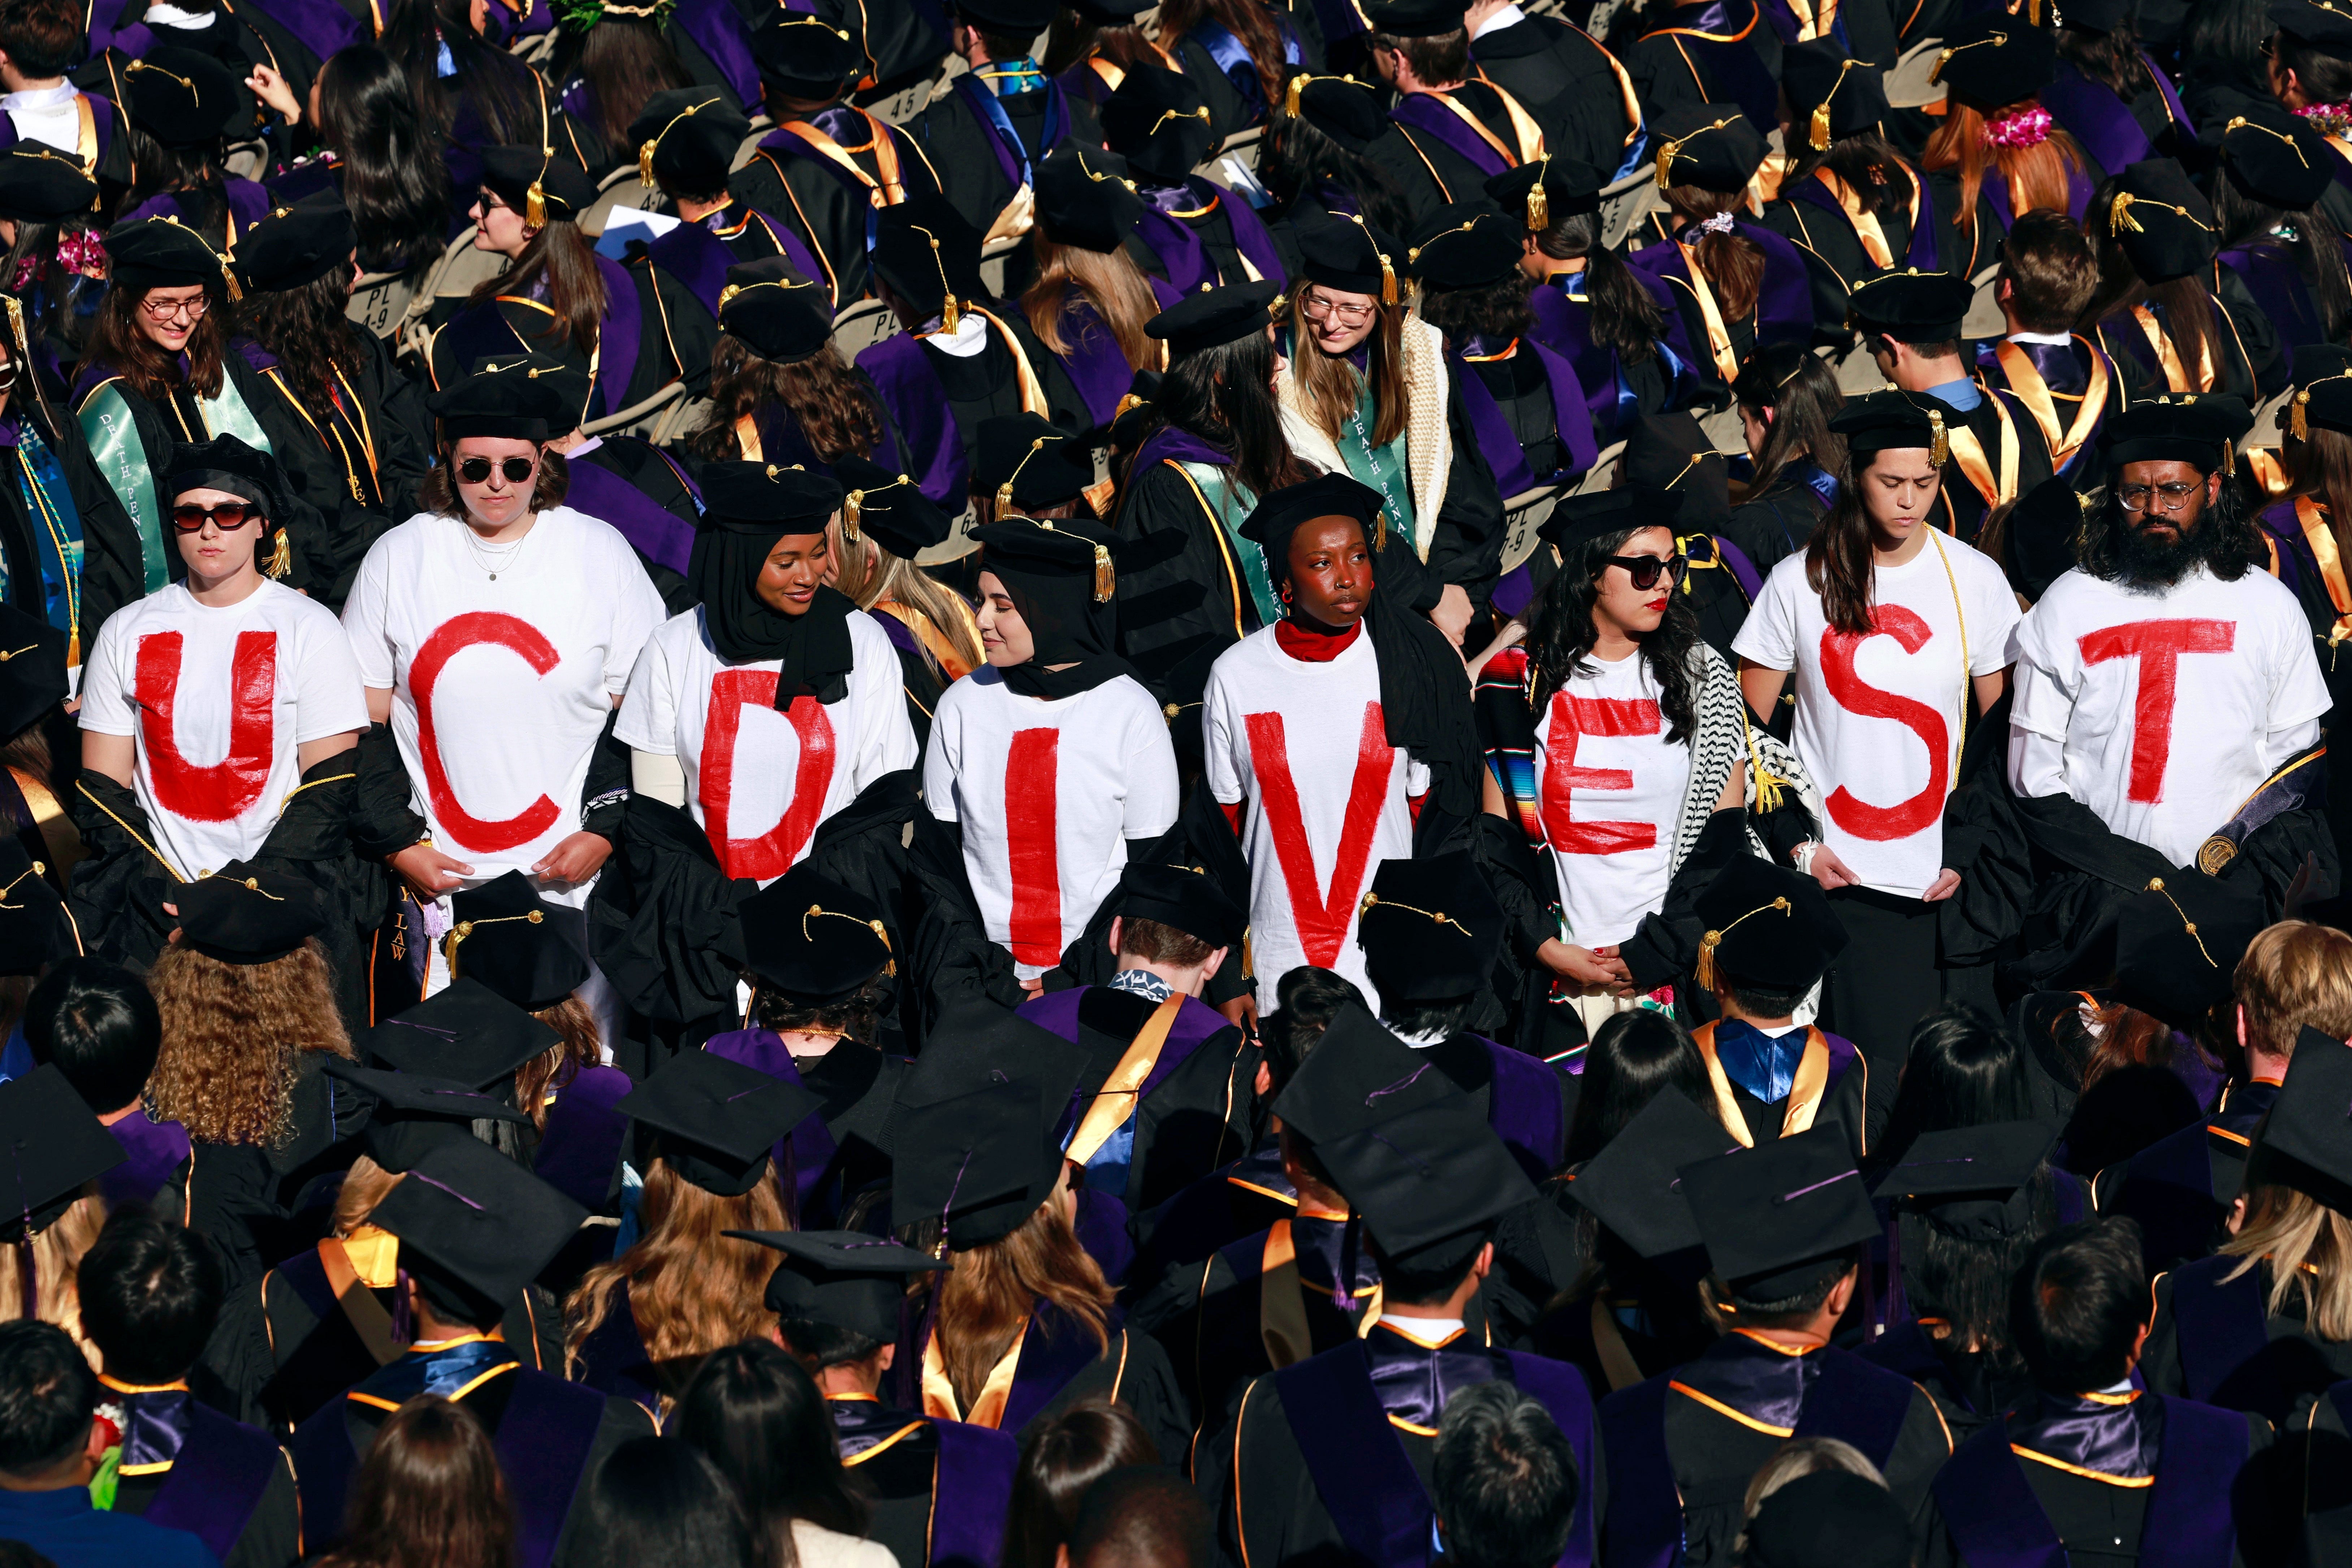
[566,1050,811,1416]
[690,261,892,470]
[1918,13,2096,276]
[828,456,978,747]
[1024,146,1169,428]
[0,1065,121,1353]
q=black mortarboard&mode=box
[1116,863,1245,952]
[627,88,750,199]
[1359,0,1467,36]
[2252,1026,2352,1205]
[1846,268,1973,342]
[0,841,73,977]
[0,603,64,742]
[2297,369,2352,445]
[478,144,595,227]
[2272,0,2352,54]
[1405,205,1524,292]
[444,871,590,1013]
[1620,411,1730,524]
[2004,477,2092,602]
[123,49,246,148]
[1296,214,1402,304]
[1486,156,1603,233]
[956,0,1058,32]
[891,1077,1068,1248]
[174,867,325,965]
[1871,1120,2061,1240]
[2101,393,2254,473]
[739,862,894,1006]
[1357,853,1503,1005]
[1678,1126,1878,1297]
[1316,1100,1536,1272]
[321,1060,530,1174]
[974,413,1095,514]
[869,194,983,320]
[103,216,230,293]
[1692,856,1847,994]
[0,1066,122,1240]
[2062,0,2133,30]
[620,1049,819,1196]
[1566,1089,1739,1263]
[1236,472,1385,576]
[0,146,95,223]
[362,978,562,1091]
[2222,114,2335,210]
[753,10,862,98]
[164,434,290,524]
[1537,488,1682,556]
[1034,146,1146,255]
[1826,387,1959,461]
[701,460,843,536]
[1101,70,1215,183]
[897,1002,1090,1127]
[728,1228,946,1339]
[369,1136,588,1316]
[1281,73,1385,154]
[834,455,952,559]
[718,258,831,363]
[2112,872,2266,1028]
[427,351,591,443]
[1783,41,1889,151]
[1147,280,1284,359]
[1268,1000,1465,1145]
[1743,1472,1913,1568]
[230,193,356,294]
[1928,14,2057,105]
[970,515,1122,663]
[1651,105,1768,193]
[2105,159,2218,283]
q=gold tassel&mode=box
[1082,476,1115,515]
[1655,142,1675,191]
[940,293,960,335]
[995,479,1015,512]
[1378,251,1397,307]
[2109,190,2141,235]
[1092,543,1114,603]
[525,179,546,228]
[639,139,658,185]
[843,489,862,541]
[1810,99,1832,152]
[265,527,290,579]
[1526,181,1547,231]
[1372,508,1387,554]
[1284,74,1304,117]
[2294,390,2310,442]
[1928,407,1949,467]
[1695,930,1722,991]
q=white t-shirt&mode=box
[616,606,918,884]
[79,580,370,879]
[1203,626,1433,1013]
[2009,564,2330,866]
[923,666,1181,979]
[1733,536,2021,897]
[1532,651,1690,947]
[341,507,666,905]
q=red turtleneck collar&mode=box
[1275,618,1362,662]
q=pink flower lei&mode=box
[2296,101,2352,134]
[1981,104,2053,150]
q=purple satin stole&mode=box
[1526,288,1638,442]
[857,332,967,508]
[2167,1252,2280,1417]
[1072,1184,1134,1286]
[1597,1376,1679,1568]
[1136,207,1214,295]
[1452,340,1598,495]
[1019,987,1235,1112]
[1638,0,1779,127]
[929,1418,1020,1567]
[243,0,362,66]
[1221,194,1288,289]
[593,252,645,418]
[1690,532,1764,601]
[1000,1299,1124,1434]
[669,0,762,115]
[2263,499,2314,599]
[2221,245,2322,380]
[100,1110,190,1209]
[139,1403,285,1562]
[950,73,1072,198]
[702,1028,837,1221]
[125,179,271,234]
[1790,1345,1912,1466]
[1393,92,1517,181]
[1475,1035,1569,1179]
[1129,422,1239,476]
[532,1063,634,1211]
[644,217,736,319]
[2041,60,2156,176]
[1044,298,1140,426]
[85,0,154,57]
[1627,221,1812,375]
[565,453,700,578]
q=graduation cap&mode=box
[103,216,231,293]
[1297,214,1402,306]
[322,1059,530,1175]
[1928,14,2057,106]
[477,144,595,228]
[427,351,590,443]
[973,514,1120,628]
[1742,1472,1912,1568]
[738,862,894,1007]
[0,146,96,223]
[2105,159,2218,285]
[174,867,325,965]
[891,1076,1069,1248]
[1237,472,1385,574]
[1116,863,1244,952]
[1268,999,1465,1145]
[959,0,1059,32]
[0,841,73,978]
[718,258,831,364]
[2221,114,2335,211]
[628,88,749,198]
[1677,1126,1878,1298]
[752,10,863,99]
[701,459,843,538]
[443,871,589,1013]
[1537,489,1683,557]
[2003,477,2092,602]
[2061,0,2133,30]
[369,1136,588,1318]
[1691,857,1847,995]
[1566,1089,1739,1264]
[1650,105,1767,194]
[2111,873,2266,1028]
[2292,368,2352,447]
[2101,393,2254,474]
[869,194,984,327]
[1034,146,1146,255]
[1316,1100,1535,1273]
[1845,269,1973,343]
[1485,156,1603,233]
[1358,0,1468,36]
[1620,411,1730,525]
[834,455,952,559]
[362,978,562,1092]
[231,194,357,294]
[0,1065,124,1242]
[1405,206,1524,293]
[1826,387,1957,464]
[165,433,290,521]
[727,1228,946,1340]
[898,1001,1091,1126]
[974,413,1095,515]
[1782,40,1889,151]
[123,49,246,149]
[1871,1119,2061,1240]
[1147,280,1285,359]
[1280,73,1385,155]
[0,602,66,744]
[2250,1025,2352,1207]
[1357,853,1503,1006]
[620,1049,820,1197]
[1100,70,1216,183]
[2270,0,2352,53]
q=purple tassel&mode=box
[17,1239,34,1321]
[391,1266,413,1344]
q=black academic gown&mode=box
[0,403,147,664]
[900,1302,1193,1463]
[1975,332,2133,513]
[1124,178,1285,294]
[2141,1255,2352,1429]
[2092,277,2283,409]
[182,1054,371,1292]
[1468,14,1641,178]
[1725,460,1834,577]
[424,257,717,420]
[1126,1140,1300,1297]
[103,1385,300,1568]
[2093,1077,2278,1275]
[1622,0,1782,129]
[727,111,943,305]
[858,308,1091,509]
[1925,385,2057,550]
[827,1394,1021,1568]
[914,75,1100,281]
[1759,159,1946,341]
[1363,82,1546,226]
[566,436,706,615]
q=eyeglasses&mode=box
[457,455,538,485]
[1300,293,1378,325]
[141,294,208,323]
[1605,553,1685,590]
[2118,481,2201,513]
[171,501,260,532]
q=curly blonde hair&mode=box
[147,939,353,1147]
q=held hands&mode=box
[1539,937,1634,996]
[391,841,474,900]
[246,64,302,125]
[1218,993,1259,1035]
[533,832,614,887]
[1430,584,1475,651]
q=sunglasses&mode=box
[1605,553,1685,590]
[457,456,538,485]
[171,501,261,532]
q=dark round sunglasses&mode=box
[1605,552,1685,590]
[171,501,261,533]
[458,456,538,485]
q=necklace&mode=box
[459,515,533,581]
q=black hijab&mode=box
[692,462,856,706]
[969,516,1136,700]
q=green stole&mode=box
[1335,374,1415,546]
[1178,461,1279,628]
[79,372,274,593]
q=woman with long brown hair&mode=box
[1023,146,1167,428]
[1917,14,2095,276]
[311,1395,516,1568]
[827,455,979,746]
[546,5,698,179]
[1728,344,1845,572]
[377,0,552,205]
[2047,0,2196,173]
[116,48,272,249]
[688,263,891,470]
[2214,114,2352,369]
[1156,0,1320,129]
[2084,158,2276,402]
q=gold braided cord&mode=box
[1694,896,1792,991]
[2143,877,2217,968]
[1357,891,1473,937]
